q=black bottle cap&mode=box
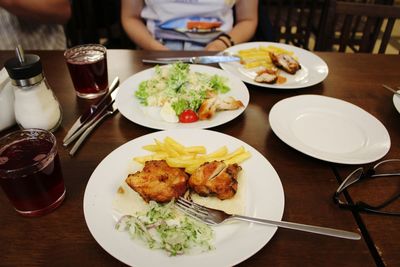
[4,54,42,80]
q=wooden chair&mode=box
[316,0,400,53]
[65,0,135,49]
[254,0,328,50]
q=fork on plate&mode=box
[175,197,361,240]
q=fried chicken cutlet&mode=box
[188,161,242,200]
[125,160,188,203]
[269,52,301,74]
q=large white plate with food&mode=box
[219,42,329,89]
[393,90,400,113]
[116,64,249,130]
[269,95,391,164]
[83,129,284,267]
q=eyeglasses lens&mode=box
[347,160,400,214]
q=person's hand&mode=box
[204,39,229,51]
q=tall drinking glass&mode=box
[64,44,109,99]
[0,129,66,216]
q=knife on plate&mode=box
[63,77,119,145]
[64,86,119,147]
[142,55,240,64]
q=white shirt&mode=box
[0,8,66,50]
[142,0,236,44]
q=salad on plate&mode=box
[134,62,244,123]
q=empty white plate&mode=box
[269,95,391,164]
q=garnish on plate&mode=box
[116,200,214,256]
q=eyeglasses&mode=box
[333,159,400,216]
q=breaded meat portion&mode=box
[125,160,188,203]
[198,96,244,120]
[269,52,301,74]
[188,161,242,200]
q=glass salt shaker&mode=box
[4,48,62,132]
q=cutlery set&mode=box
[63,77,120,156]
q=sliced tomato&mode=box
[179,109,199,123]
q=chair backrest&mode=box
[317,0,400,53]
[65,0,135,48]
[254,0,327,50]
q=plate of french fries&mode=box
[84,129,284,267]
[219,42,329,89]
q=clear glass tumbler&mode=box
[0,129,66,216]
[64,44,109,99]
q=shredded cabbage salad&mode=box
[135,62,230,116]
[115,201,215,256]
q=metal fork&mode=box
[175,197,361,240]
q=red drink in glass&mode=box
[64,44,108,99]
[0,129,66,216]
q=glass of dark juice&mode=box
[64,44,108,99]
[0,129,66,216]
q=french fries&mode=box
[133,137,251,174]
[237,45,295,69]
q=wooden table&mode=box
[0,50,398,267]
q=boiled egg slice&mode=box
[160,102,179,123]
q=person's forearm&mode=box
[0,0,71,24]
[205,0,257,52]
[205,19,257,51]
[228,0,258,44]
[228,19,258,44]
[122,17,168,50]
[121,0,167,50]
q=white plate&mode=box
[116,65,249,130]
[83,129,284,267]
[393,90,400,113]
[219,42,329,89]
[269,95,391,164]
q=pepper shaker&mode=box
[4,47,62,132]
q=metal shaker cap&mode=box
[4,54,44,87]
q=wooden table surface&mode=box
[0,50,398,267]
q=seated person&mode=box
[121,0,258,51]
[0,0,71,50]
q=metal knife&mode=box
[142,55,240,64]
[63,77,119,145]
[382,84,400,97]
[63,86,120,146]
[69,101,118,156]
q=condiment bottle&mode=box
[4,48,62,132]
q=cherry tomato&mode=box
[179,109,199,123]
